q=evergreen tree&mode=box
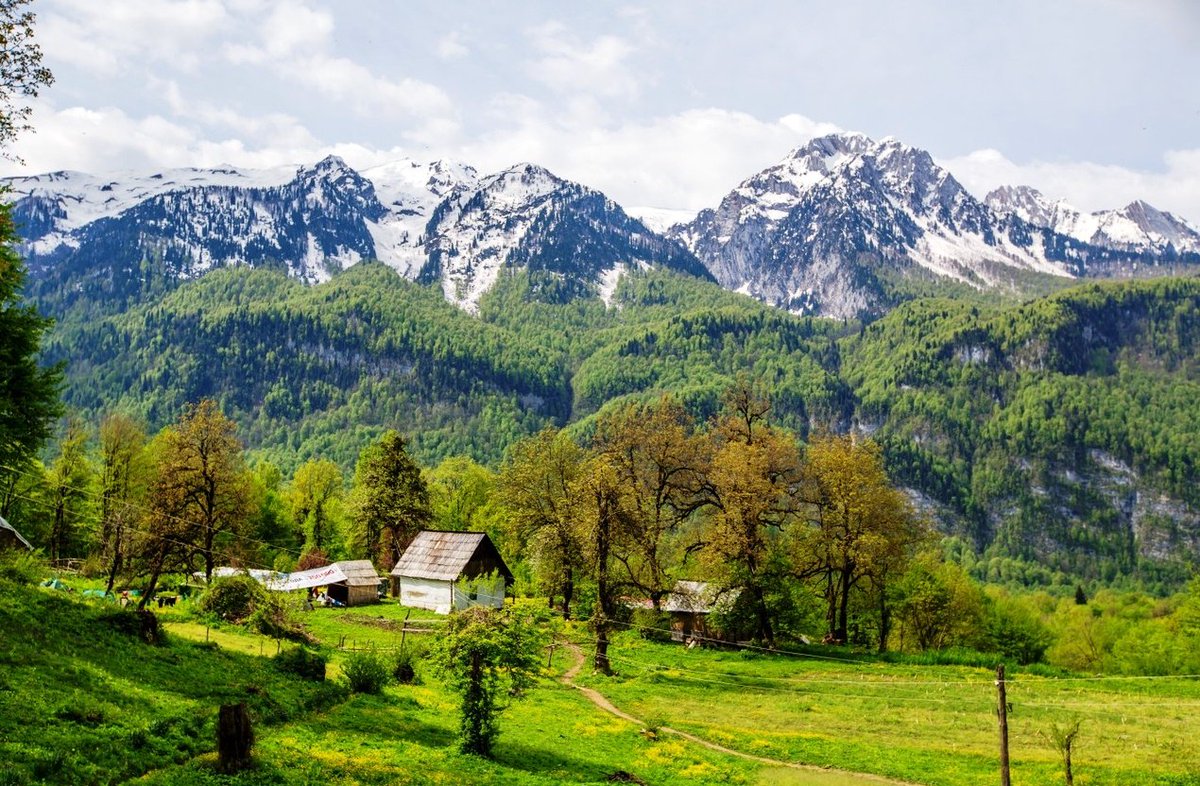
[0,201,61,512]
[347,431,430,567]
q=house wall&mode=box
[399,577,454,614]
[452,576,506,611]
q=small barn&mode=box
[325,560,384,607]
[253,560,383,607]
[665,580,731,641]
[390,531,513,614]
[0,514,32,551]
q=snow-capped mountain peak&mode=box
[986,187,1200,258]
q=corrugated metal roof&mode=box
[665,580,719,613]
[391,531,489,581]
[0,514,32,551]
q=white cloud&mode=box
[220,1,459,143]
[525,21,641,101]
[457,106,842,212]
[40,0,230,74]
[941,148,1200,227]
[436,32,469,60]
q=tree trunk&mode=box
[562,570,574,621]
[593,492,613,675]
[105,520,124,596]
[877,589,891,653]
[753,584,774,646]
[137,547,168,612]
[217,702,254,773]
[835,565,853,644]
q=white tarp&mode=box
[262,564,348,592]
[200,565,347,592]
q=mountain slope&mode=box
[986,185,1200,260]
[6,157,709,314]
[419,163,711,312]
[673,133,1177,319]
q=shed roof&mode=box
[0,514,32,551]
[334,560,384,587]
[391,531,512,582]
[665,580,726,614]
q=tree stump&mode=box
[217,702,254,773]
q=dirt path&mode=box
[558,642,919,786]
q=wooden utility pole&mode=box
[997,663,1011,786]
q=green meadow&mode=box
[5,578,1200,786]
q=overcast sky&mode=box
[5,0,1199,224]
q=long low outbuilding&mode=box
[390,531,513,614]
[206,560,384,607]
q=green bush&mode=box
[0,551,43,585]
[392,644,427,684]
[342,651,391,694]
[198,575,264,622]
[250,591,309,642]
[631,608,674,642]
[274,647,327,681]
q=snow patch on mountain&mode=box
[985,186,1200,258]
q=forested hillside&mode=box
[34,264,1200,585]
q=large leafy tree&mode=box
[98,413,148,593]
[287,458,344,555]
[347,430,430,567]
[700,382,804,645]
[145,399,253,588]
[797,434,922,645]
[497,427,586,618]
[593,397,713,608]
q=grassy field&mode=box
[9,581,1200,785]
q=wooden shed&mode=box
[665,580,727,641]
[325,560,384,607]
[390,531,513,614]
[0,514,32,551]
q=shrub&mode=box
[631,608,673,642]
[274,647,327,681]
[199,575,265,622]
[0,551,43,585]
[392,646,424,684]
[342,651,391,694]
[250,591,309,642]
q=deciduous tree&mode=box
[497,428,586,618]
[798,434,921,645]
[145,399,253,589]
[432,606,546,757]
[98,413,146,594]
[46,417,96,562]
[287,458,344,555]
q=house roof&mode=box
[665,580,723,613]
[334,560,385,587]
[391,531,512,582]
[0,514,32,551]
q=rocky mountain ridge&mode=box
[6,132,1198,318]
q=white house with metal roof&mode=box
[390,531,513,614]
